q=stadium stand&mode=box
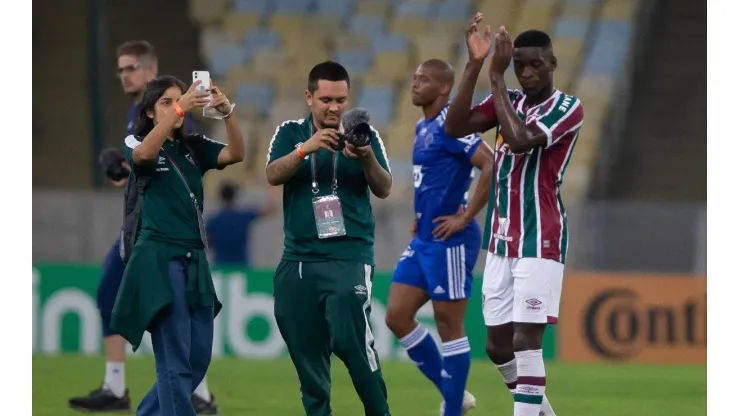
[188,0,642,203]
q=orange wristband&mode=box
[296,146,306,158]
[173,102,185,118]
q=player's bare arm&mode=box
[445,13,498,138]
[266,128,339,186]
[490,27,548,154]
[211,84,245,167]
[132,81,210,164]
[349,142,392,199]
[432,142,494,240]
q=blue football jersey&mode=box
[413,105,483,244]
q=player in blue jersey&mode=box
[385,59,495,416]
[69,41,218,415]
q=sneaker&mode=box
[439,390,477,415]
[191,393,219,415]
[68,385,131,413]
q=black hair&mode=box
[514,30,553,50]
[134,75,189,139]
[307,61,351,93]
[220,181,237,203]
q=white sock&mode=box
[513,350,546,416]
[194,377,211,401]
[104,361,126,398]
[497,357,556,415]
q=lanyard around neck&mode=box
[307,120,338,195]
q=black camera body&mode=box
[98,148,130,181]
[332,122,373,151]
[331,108,373,151]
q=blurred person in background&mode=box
[206,179,278,267]
[112,75,244,416]
[385,58,494,416]
[445,14,585,416]
[68,41,219,415]
[265,61,393,416]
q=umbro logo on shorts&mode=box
[525,298,543,311]
[354,285,367,295]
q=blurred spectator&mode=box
[206,180,278,267]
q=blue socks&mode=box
[400,325,443,391]
[441,337,471,416]
[400,326,471,416]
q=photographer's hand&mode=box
[343,142,373,159]
[301,128,340,154]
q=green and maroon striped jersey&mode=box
[474,89,584,264]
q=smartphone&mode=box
[192,71,211,95]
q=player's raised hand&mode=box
[178,80,211,112]
[302,128,340,154]
[432,205,470,241]
[490,26,513,76]
[466,12,492,63]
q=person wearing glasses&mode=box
[68,41,220,415]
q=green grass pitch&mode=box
[33,355,706,415]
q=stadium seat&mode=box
[552,37,586,90]
[553,19,590,39]
[515,0,557,34]
[250,50,289,78]
[479,0,517,30]
[221,67,273,97]
[207,43,250,79]
[368,51,411,83]
[395,1,433,18]
[388,16,428,38]
[357,85,396,128]
[316,0,355,19]
[235,83,274,117]
[267,14,306,40]
[413,34,455,63]
[581,21,632,76]
[231,0,269,15]
[350,15,386,36]
[333,49,375,77]
[199,27,230,65]
[355,0,392,16]
[559,0,598,20]
[600,0,638,21]
[223,13,262,43]
[436,0,472,20]
[189,0,230,25]
[273,0,311,15]
[371,33,408,54]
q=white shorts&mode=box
[482,253,564,326]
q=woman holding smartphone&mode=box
[111,75,244,416]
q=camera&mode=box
[332,123,372,151]
[330,108,373,151]
[98,148,130,181]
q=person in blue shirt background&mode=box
[206,180,278,267]
[69,40,219,415]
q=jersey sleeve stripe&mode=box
[370,125,392,176]
[540,99,584,148]
[125,135,141,149]
[265,119,303,167]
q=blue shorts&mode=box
[96,239,126,317]
[391,237,480,301]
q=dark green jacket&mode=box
[110,238,221,351]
